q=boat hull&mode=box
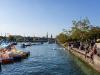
[2,58,14,64]
[1,52,30,64]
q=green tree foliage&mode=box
[8,35,16,42]
[88,26,100,40]
[56,17,100,43]
[0,36,3,40]
[56,33,68,44]
[71,18,90,41]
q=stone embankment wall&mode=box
[61,44,100,72]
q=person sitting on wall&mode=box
[85,44,89,58]
[93,44,97,54]
[90,44,97,64]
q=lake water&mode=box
[0,43,100,75]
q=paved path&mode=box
[62,44,100,72]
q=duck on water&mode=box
[0,43,30,64]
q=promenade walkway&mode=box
[63,44,100,72]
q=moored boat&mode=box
[20,51,30,59]
[1,51,30,64]
[0,43,30,64]
[1,58,14,64]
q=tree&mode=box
[0,36,3,40]
[88,26,100,41]
[8,35,15,42]
[56,17,100,44]
[56,33,68,44]
[71,18,90,42]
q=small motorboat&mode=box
[21,44,26,48]
[21,43,32,48]
[12,42,17,45]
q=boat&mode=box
[21,43,32,48]
[0,42,30,64]
[20,51,30,59]
[1,51,30,64]
[1,58,14,64]
[2,57,20,64]
[12,42,17,45]
[12,54,22,61]
[21,44,26,48]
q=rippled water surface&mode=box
[0,44,100,75]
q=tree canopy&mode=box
[56,18,100,44]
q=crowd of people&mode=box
[68,41,98,63]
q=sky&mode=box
[0,0,100,37]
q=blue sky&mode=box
[0,0,100,37]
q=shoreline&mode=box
[60,43,100,73]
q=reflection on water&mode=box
[0,44,100,75]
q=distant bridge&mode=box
[32,38,56,43]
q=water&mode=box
[0,44,100,75]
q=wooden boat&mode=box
[13,51,30,60]
[1,51,30,64]
[13,55,22,61]
[1,58,14,64]
[20,51,30,59]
